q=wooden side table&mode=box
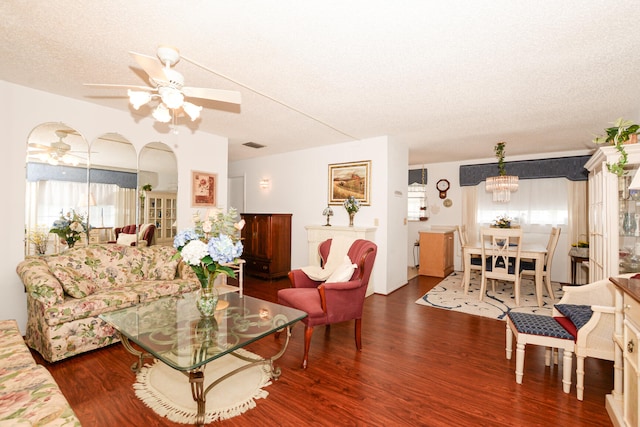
[569,247,589,284]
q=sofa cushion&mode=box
[0,364,80,426]
[50,265,99,298]
[43,288,139,326]
[129,246,180,281]
[0,320,36,371]
[128,279,200,303]
[46,245,134,291]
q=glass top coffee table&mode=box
[100,291,306,426]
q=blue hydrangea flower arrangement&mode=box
[173,207,244,288]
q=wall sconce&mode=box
[259,179,270,189]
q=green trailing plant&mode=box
[593,118,639,177]
[494,141,507,175]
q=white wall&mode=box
[2,80,229,332]
[229,135,408,295]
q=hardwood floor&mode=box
[32,274,614,426]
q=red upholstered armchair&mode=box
[111,224,156,246]
[277,238,377,368]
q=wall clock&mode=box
[436,179,450,199]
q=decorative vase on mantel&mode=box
[349,212,355,227]
[196,274,219,318]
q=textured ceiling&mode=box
[2,1,639,165]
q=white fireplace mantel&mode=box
[305,225,377,266]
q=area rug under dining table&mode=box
[415,271,564,320]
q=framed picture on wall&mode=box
[191,170,217,207]
[328,160,371,205]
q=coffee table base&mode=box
[121,326,292,427]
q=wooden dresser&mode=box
[418,228,455,278]
[240,213,292,279]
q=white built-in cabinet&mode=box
[140,191,177,246]
[585,144,640,282]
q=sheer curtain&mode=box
[88,183,136,228]
[470,177,576,283]
[25,180,136,255]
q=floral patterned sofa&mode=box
[16,244,199,363]
[0,319,80,426]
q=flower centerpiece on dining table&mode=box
[49,209,88,249]
[173,208,245,317]
[492,214,513,229]
[343,195,360,227]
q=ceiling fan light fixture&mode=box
[160,87,184,109]
[182,102,202,121]
[128,90,152,110]
[152,104,172,123]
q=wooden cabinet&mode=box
[241,213,292,279]
[140,191,177,246]
[418,230,454,277]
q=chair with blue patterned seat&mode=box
[506,311,575,393]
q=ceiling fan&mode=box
[85,46,242,123]
[28,130,84,166]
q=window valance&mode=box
[408,168,427,185]
[27,163,137,189]
[459,155,590,187]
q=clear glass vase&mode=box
[196,274,219,318]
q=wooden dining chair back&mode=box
[521,227,560,300]
[480,227,523,305]
[458,225,483,278]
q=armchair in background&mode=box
[110,224,156,247]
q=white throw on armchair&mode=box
[552,278,616,400]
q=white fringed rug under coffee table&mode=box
[133,348,272,424]
[415,272,563,321]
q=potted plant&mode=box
[593,118,639,176]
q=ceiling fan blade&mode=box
[129,51,167,83]
[182,86,241,104]
[84,83,155,91]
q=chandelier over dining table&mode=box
[486,141,518,202]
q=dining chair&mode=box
[457,225,483,279]
[479,227,523,305]
[520,227,560,300]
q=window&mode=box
[477,177,569,227]
[408,183,428,221]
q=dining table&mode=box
[462,241,548,307]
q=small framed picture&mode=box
[191,171,217,207]
[328,160,371,205]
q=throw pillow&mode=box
[142,246,180,280]
[50,265,99,298]
[117,233,137,246]
[325,255,357,283]
[554,304,593,330]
